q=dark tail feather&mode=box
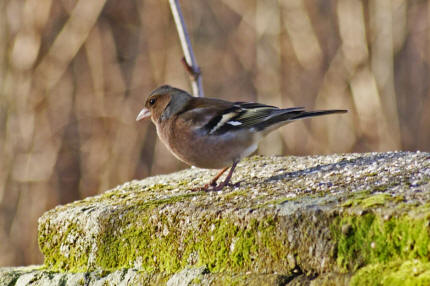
[288,109,347,120]
[255,109,347,131]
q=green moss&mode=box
[350,260,430,286]
[221,190,248,200]
[39,222,90,272]
[197,219,259,272]
[331,201,430,285]
[255,197,293,209]
[147,183,174,191]
[331,213,430,272]
[342,192,390,208]
[95,215,288,274]
[191,277,202,284]
[41,196,291,275]
[357,193,391,208]
[140,192,204,209]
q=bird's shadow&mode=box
[264,152,406,183]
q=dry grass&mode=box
[0,0,428,266]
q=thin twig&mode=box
[168,0,204,97]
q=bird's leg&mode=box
[193,161,239,192]
[209,167,229,187]
[197,167,228,191]
[211,161,238,192]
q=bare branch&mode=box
[168,0,204,97]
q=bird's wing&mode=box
[178,97,345,136]
[202,101,305,135]
[177,97,237,131]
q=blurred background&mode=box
[0,0,429,267]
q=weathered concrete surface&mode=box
[0,265,350,286]
[1,152,429,285]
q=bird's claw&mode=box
[191,181,240,192]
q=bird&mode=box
[136,85,347,191]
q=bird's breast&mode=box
[158,122,257,169]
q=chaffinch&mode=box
[137,85,347,191]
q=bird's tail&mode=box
[256,108,347,133]
[286,109,348,120]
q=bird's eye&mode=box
[149,98,156,105]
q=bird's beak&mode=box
[136,108,151,121]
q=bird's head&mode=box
[136,85,192,123]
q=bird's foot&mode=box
[227,181,241,188]
[192,184,223,192]
[210,183,227,192]
[191,183,218,192]
[192,181,240,192]
[191,185,209,192]
[193,161,239,192]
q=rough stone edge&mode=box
[0,265,352,286]
[34,152,430,284]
